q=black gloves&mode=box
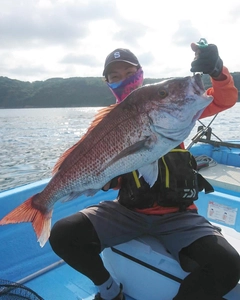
[190,43,223,78]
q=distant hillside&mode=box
[0,73,239,108]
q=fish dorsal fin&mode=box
[52,104,117,175]
[52,142,79,174]
[84,104,117,137]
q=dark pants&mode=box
[176,235,240,300]
[49,213,240,299]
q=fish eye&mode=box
[158,89,168,98]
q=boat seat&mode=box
[102,235,189,300]
[102,227,240,300]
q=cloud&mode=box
[172,20,201,47]
[60,53,100,67]
[229,4,240,22]
[0,0,118,48]
[138,52,155,67]
[7,65,49,81]
[0,0,239,81]
[112,19,150,47]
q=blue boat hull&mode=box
[0,141,240,299]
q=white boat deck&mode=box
[199,163,240,193]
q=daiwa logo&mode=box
[183,189,197,198]
[114,51,121,59]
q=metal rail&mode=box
[17,259,65,285]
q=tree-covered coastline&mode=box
[0,73,240,108]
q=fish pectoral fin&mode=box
[60,189,99,202]
[83,189,100,197]
[60,192,84,202]
[102,136,156,171]
[138,160,159,187]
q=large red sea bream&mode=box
[0,74,213,246]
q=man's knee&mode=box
[49,219,68,253]
[49,213,99,255]
[222,250,240,291]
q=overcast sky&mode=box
[1,0,240,82]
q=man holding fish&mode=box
[1,41,239,299]
[48,43,240,299]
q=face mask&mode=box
[107,68,144,103]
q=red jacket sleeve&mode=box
[200,66,238,119]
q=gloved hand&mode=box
[190,43,223,78]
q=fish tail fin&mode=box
[0,196,52,247]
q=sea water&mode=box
[0,104,240,192]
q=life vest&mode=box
[118,147,213,210]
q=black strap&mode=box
[197,173,214,194]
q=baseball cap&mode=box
[103,48,140,76]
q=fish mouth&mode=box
[191,73,213,122]
[192,73,205,95]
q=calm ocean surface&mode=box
[1,104,240,192]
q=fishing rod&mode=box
[187,115,240,150]
[186,114,219,150]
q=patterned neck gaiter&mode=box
[107,68,144,103]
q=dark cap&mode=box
[103,48,140,76]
